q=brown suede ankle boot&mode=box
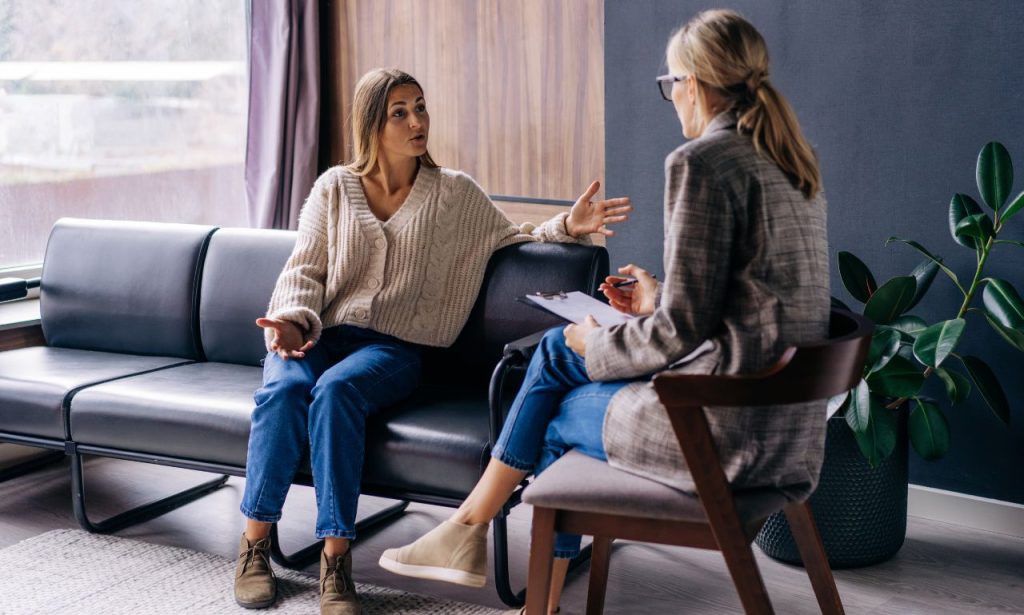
[320,548,361,615]
[234,533,277,609]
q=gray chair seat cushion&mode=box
[0,346,189,441]
[69,362,262,467]
[522,450,789,524]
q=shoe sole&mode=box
[378,554,487,588]
[235,591,277,610]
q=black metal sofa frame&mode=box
[0,218,609,607]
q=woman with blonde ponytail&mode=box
[381,12,829,614]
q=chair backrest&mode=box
[422,242,609,386]
[198,228,297,366]
[40,218,216,359]
[653,309,873,409]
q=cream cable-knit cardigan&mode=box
[265,165,588,349]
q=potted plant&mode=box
[757,142,1022,567]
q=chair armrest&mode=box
[502,328,548,362]
[0,277,41,303]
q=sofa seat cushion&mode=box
[69,362,262,467]
[364,384,491,500]
[0,346,189,441]
[69,366,494,499]
[522,450,789,525]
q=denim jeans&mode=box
[240,325,421,539]
[492,327,634,558]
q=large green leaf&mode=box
[912,318,966,368]
[949,193,984,249]
[890,315,928,341]
[906,259,939,311]
[984,312,1024,352]
[866,328,901,374]
[886,237,962,292]
[866,354,925,398]
[976,141,1013,211]
[1002,191,1024,224]
[935,366,971,404]
[844,379,872,433]
[909,399,951,460]
[983,279,1024,329]
[954,213,995,244]
[959,355,1011,424]
[827,390,850,419]
[853,397,898,467]
[863,276,917,325]
[837,251,878,303]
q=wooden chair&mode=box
[522,309,873,614]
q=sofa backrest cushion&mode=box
[199,228,296,365]
[40,218,215,358]
[422,242,609,386]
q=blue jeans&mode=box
[240,325,421,539]
[492,327,633,558]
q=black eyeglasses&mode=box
[656,74,687,101]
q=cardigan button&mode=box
[355,308,368,320]
[366,277,380,289]
[373,237,386,250]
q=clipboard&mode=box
[517,290,635,326]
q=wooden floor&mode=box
[1,455,1022,614]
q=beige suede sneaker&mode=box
[378,519,489,587]
[320,548,361,615]
[234,533,277,609]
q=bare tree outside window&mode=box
[0,0,248,268]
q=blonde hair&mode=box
[667,10,821,200]
[344,68,438,176]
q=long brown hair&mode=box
[667,10,821,199]
[344,68,439,176]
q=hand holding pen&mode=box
[599,264,658,316]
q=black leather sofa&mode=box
[0,218,608,607]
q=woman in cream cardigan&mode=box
[381,10,830,615]
[232,68,631,614]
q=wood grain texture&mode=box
[322,0,605,202]
[0,324,44,352]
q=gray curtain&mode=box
[245,0,321,230]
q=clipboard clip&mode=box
[533,290,568,300]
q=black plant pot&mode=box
[755,406,909,568]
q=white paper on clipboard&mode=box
[522,291,635,326]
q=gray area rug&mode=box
[0,529,504,614]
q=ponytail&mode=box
[668,10,821,200]
[738,81,821,200]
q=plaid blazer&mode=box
[585,112,830,500]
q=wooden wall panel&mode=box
[322,0,605,202]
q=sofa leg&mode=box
[0,450,64,483]
[71,451,229,534]
[269,499,410,569]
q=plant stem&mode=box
[885,233,996,411]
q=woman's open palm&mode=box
[566,180,632,237]
[256,318,313,360]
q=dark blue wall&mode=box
[604,0,1024,504]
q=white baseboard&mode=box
[909,484,1024,538]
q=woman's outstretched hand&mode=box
[565,180,632,238]
[599,264,658,316]
[564,315,600,357]
[256,317,314,360]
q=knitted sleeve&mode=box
[455,175,593,251]
[263,177,331,349]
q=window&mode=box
[0,0,248,269]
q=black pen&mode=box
[612,279,638,288]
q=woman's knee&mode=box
[254,370,314,408]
